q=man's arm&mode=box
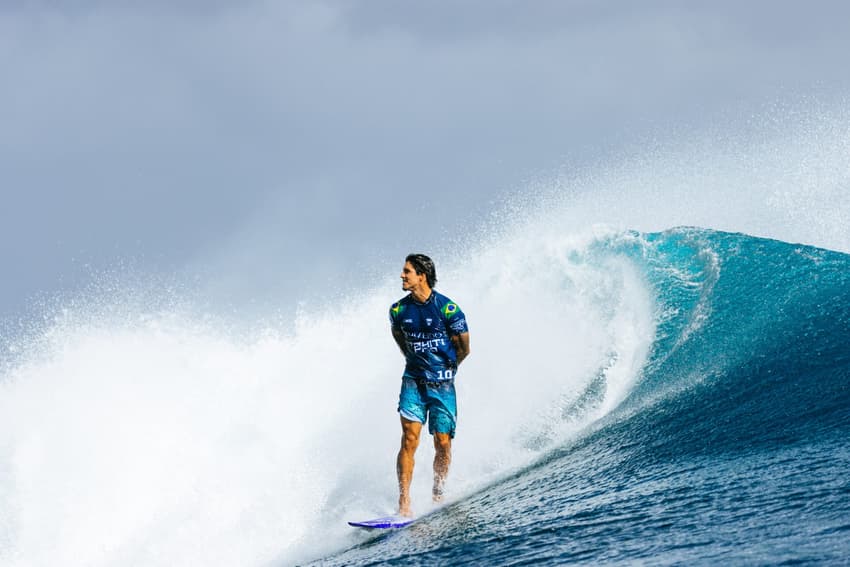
[450,332,470,366]
[392,327,408,357]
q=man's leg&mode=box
[397,417,422,517]
[432,432,451,503]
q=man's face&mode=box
[401,261,426,291]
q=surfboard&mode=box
[348,515,414,529]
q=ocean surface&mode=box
[318,228,850,566]
[1,225,848,566]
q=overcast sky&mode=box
[2,1,849,324]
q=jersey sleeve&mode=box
[441,299,469,336]
[389,301,403,330]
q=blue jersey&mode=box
[390,290,469,381]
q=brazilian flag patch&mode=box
[442,302,459,318]
[391,302,404,317]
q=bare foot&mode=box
[398,496,413,517]
[432,483,445,504]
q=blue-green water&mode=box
[318,228,850,565]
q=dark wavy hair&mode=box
[406,253,437,288]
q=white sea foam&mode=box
[0,221,655,566]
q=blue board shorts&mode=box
[398,377,457,438]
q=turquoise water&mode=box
[2,227,847,566]
[319,228,850,565]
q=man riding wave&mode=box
[390,254,470,517]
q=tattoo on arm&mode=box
[451,332,470,365]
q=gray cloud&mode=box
[2,1,849,322]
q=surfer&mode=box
[390,254,470,517]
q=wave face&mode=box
[321,227,850,566]
[1,226,848,566]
